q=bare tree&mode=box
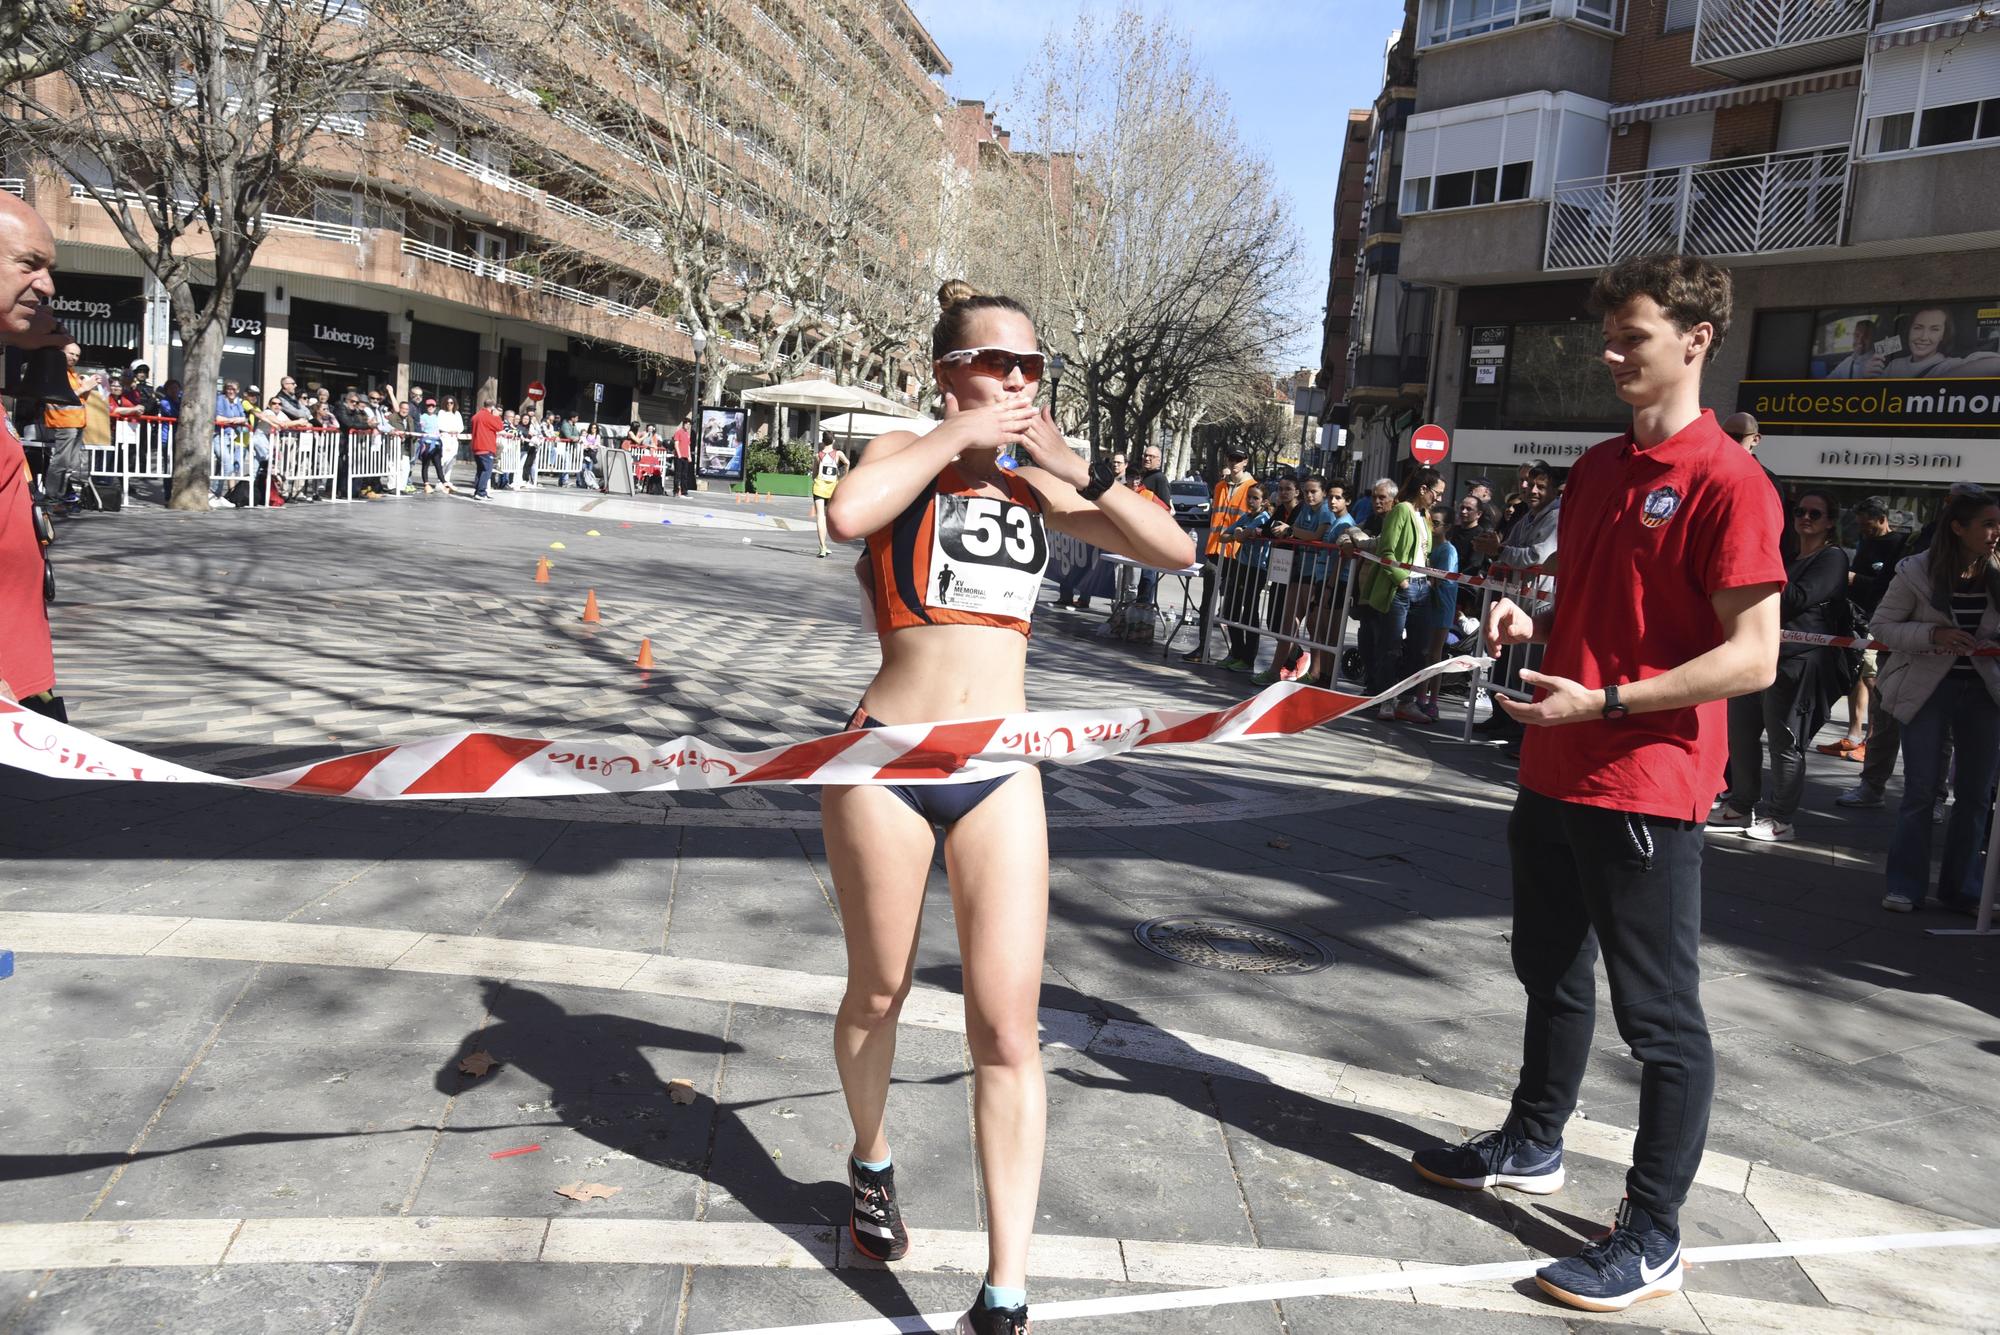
[970,5,1304,461]
[0,0,179,87]
[0,0,501,508]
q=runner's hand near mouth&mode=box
[938,391,1039,457]
[1003,406,1088,493]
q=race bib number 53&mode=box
[928,494,1049,620]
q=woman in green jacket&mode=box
[1356,467,1445,719]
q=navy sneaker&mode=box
[846,1158,909,1262]
[1535,1199,1683,1313]
[954,1293,1029,1335]
[1411,1128,1564,1194]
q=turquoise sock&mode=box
[982,1282,1026,1310]
[853,1153,891,1173]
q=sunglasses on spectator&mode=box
[1793,507,1826,519]
[937,346,1045,381]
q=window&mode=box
[1864,27,2000,156]
[1419,0,1620,47]
[1663,0,1697,33]
[1501,322,1627,425]
[1402,92,1609,213]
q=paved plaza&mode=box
[2,491,1997,1333]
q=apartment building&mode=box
[1395,0,2000,511]
[1316,107,1374,440]
[1323,20,1436,488]
[8,0,951,424]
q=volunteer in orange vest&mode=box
[40,339,88,506]
[1182,444,1255,664]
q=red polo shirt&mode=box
[1,417,55,699]
[470,407,503,455]
[1518,410,1786,821]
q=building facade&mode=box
[1324,18,1436,490]
[4,0,952,426]
[1396,0,2000,517]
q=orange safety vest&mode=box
[43,369,86,430]
[1204,474,1255,560]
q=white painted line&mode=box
[703,1228,2000,1335]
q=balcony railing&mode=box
[406,135,665,254]
[0,179,23,197]
[1418,0,1622,49]
[1349,352,1430,391]
[1545,145,1850,271]
[1690,0,1872,80]
[402,237,662,326]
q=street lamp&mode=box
[689,326,707,427]
[1047,352,1065,424]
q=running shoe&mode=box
[1835,783,1883,809]
[1881,893,1916,913]
[1375,702,1397,722]
[954,1294,1029,1335]
[1534,1199,1683,1313]
[847,1158,909,1262]
[1395,703,1433,725]
[1707,802,1754,830]
[1742,817,1795,843]
[1411,1128,1564,1194]
[1221,657,1255,673]
[1251,669,1280,687]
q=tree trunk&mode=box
[168,315,227,511]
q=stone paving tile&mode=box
[357,1261,683,1334]
[1280,1290,1575,1334]
[4,1263,372,1334]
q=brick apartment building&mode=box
[1385,0,2000,516]
[4,1,953,426]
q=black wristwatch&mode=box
[1076,457,1116,501]
[1601,683,1628,720]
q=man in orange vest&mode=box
[41,339,87,506]
[1181,445,1255,664]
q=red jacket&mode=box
[1,419,55,698]
[470,407,503,455]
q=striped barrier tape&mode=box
[1779,627,2000,656]
[0,657,1485,801]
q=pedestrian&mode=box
[435,395,465,487]
[810,433,849,557]
[0,190,70,722]
[1412,252,1785,1315]
[819,279,1192,1335]
[1871,487,2000,914]
[468,397,502,500]
[1181,444,1255,664]
[1471,462,1561,743]
[1355,466,1443,720]
[494,409,520,489]
[519,413,541,489]
[416,398,449,494]
[1713,488,1852,842]
[1219,481,1273,674]
[671,413,693,495]
[577,422,600,489]
[1820,499,1905,764]
[39,339,86,508]
[211,379,250,508]
[1405,500,1463,723]
[1254,476,1302,683]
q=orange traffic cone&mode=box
[635,637,655,670]
[581,589,601,624]
[534,557,551,584]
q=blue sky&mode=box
[906,0,1404,369]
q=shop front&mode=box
[409,320,481,407]
[168,289,266,393]
[288,299,395,394]
[49,274,144,372]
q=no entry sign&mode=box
[525,381,546,403]
[1411,423,1450,466]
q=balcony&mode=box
[1350,352,1430,394]
[1691,0,1872,80]
[1544,146,1849,271]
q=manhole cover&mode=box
[1132,916,1331,975]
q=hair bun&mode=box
[937,279,981,311]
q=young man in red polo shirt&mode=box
[1411,254,1784,1313]
[467,398,502,500]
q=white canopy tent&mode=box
[738,378,925,458]
[819,411,937,443]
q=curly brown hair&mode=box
[1586,253,1733,359]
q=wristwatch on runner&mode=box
[1601,683,1628,720]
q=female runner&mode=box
[822,282,1193,1334]
[811,433,850,558]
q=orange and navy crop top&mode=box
[866,464,1050,637]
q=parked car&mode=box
[1170,479,1211,530]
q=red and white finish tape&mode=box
[0,657,1485,801]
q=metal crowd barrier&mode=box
[534,440,584,484]
[1182,534,1546,738]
